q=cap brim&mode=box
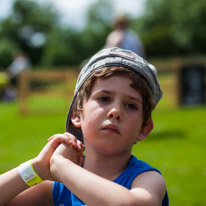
[66,96,84,142]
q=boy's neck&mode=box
[83,150,132,181]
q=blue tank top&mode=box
[52,155,169,206]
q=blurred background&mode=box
[0,0,206,205]
[0,0,205,68]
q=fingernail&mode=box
[48,136,54,142]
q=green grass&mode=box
[0,74,206,205]
[132,106,206,205]
[0,101,66,169]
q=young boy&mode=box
[0,47,169,206]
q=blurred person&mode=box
[0,47,168,206]
[7,50,32,86]
[4,50,32,100]
[105,15,145,58]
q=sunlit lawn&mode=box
[0,73,206,205]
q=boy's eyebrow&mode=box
[94,90,143,104]
[128,95,143,104]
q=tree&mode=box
[81,0,114,56]
[42,0,115,68]
[170,0,206,53]
[132,0,206,56]
[0,38,18,68]
[0,0,59,65]
[41,28,84,67]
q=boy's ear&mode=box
[71,114,81,128]
[137,119,154,141]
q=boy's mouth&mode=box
[102,124,121,135]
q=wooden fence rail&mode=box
[18,56,206,114]
[18,69,79,115]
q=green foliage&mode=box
[41,29,77,67]
[133,0,206,56]
[0,0,114,67]
[142,24,177,56]
[0,0,59,65]
[0,0,205,67]
[170,0,206,52]
[41,0,114,68]
[82,0,113,56]
[0,38,18,68]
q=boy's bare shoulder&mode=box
[131,171,166,204]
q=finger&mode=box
[48,134,60,142]
[76,140,85,152]
[47,133,79,151]
[63,132,77,143]
[78,153,85,166]
[48,134,70,150]
[63,132,82,151]
[48,133,75,144]
[63,133,84,152]
[48,133,68,142]
[68,139,84,152]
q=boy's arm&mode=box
[0,163,53,206]
[0,133,84,206]
[0,168,30,206]
[7,181,54,206]
[51,144,166,206]
[131,171,166,206]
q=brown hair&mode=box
[114,15,129,30]
[72,67,155,128]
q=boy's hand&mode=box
[50,136,85,182]
[32,132,85,181]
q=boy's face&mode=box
[72,75,151,155]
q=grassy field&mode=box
[0,73,206,205]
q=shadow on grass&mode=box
[148,130,186,141]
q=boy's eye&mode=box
[125,103,138,110]
[98,96,111,102]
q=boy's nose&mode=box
[107,106,122,122]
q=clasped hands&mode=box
[32,132,85,182]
